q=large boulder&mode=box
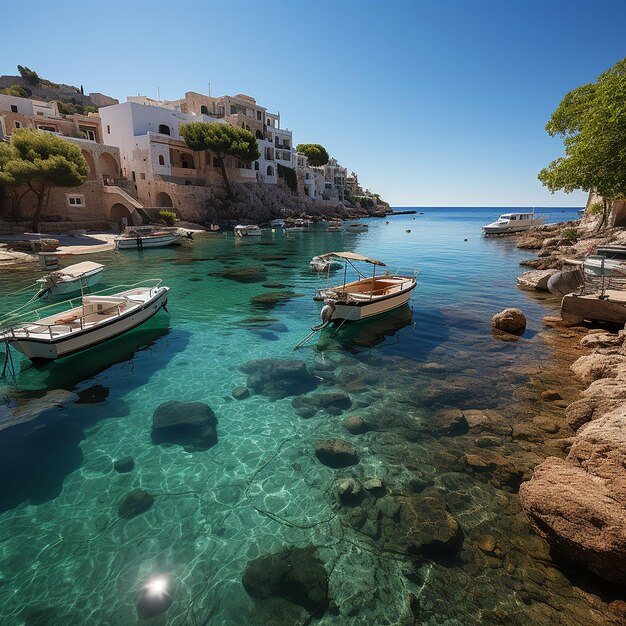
[118,489,154,518]
[342,415,370,434]
[242,546,330,616]
[315,439,359,468]
[491,308,526,335]
[241,358,318,399]
[516,269,560,291]
[151,401,218,451]
[571,353,626,385]
[520,406,626,585]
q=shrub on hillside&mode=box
[158,210,176,226]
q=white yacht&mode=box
[313,252,417,322]
[234,224,263,237]
[1,282,170,361]
[35,261,104,299]
[115,228,179,249]
[483,211,544,235]
[270,219,285,228]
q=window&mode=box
[158,124,170,136]
[213,157,220,167]
[37,125,57,132]
[68,195,84,206]
[140,173,146,180]
[14,121,21,129]
[257,111,262,121]
[254,162,259,171]
[107,125,111,134]
[266,165,274,176]
[132,171,136,181]
[10,105,17,113]
[158,155,165,166]
[80,127,96,141]
[230,105,237,114]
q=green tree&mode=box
[179,122,259,198]
[538,57,626,230]
[0,142,31,221]
[296,143,329,167]
[4,129,88,230]
[17,65,40,85]
[1,84,32,98]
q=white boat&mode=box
[234,224,263,237]
[270,219,285,228]
[327,221,342,231]
[310,255,343,272]
[115,228,179,249]
[583,245,626,276]
[483,211,544,235]
[313,252,417,322]
[0,282,170,361]
[35,261,104,299]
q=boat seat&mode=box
[54,313,80,324]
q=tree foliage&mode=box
[0,129,88,229]
[1,84,32,98]
[17,65,40,85]
[179,121,259,198]
[296,143,329,167]
[538,57,626,229]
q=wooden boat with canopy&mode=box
[313,252,417,323]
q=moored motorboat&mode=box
[310,255,342,272]
[115,227,179,249]
[35,261,104,299]
[583,245,626,276]
[347,222,369,231]
[234,224,263,237]
[483,211,544,235]
[270,219,285,228]
[1,281,170,361]
[313,252,417,323]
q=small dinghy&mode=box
[1,281,170,361]
[234,224,263,237]
[35,261,104,299]
[115,228,179,250]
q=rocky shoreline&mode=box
[498,215,626,603]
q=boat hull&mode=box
[314,283,415,322]
[39,268,103,298]
[116,235,178,249]
[9,288,170,361]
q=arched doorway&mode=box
[266,165,274,176]
[110,203,134,228]
[156,192,173,208]
[99,152,119,180]
[81,150,97,181]
[200,105,208,115]
[255,130,263,140]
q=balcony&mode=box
[171,167,199,178]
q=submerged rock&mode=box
[242,545,330,616]
[231,386,250,400]
[342,415,370,434]
[491,308,526,335]
[151,401,218,451]
[113,456,135,473]
[76,385,109,404]
[118,489,154,518]
[292,391,352,418]
[315,439,359,468]
[210,265,267,283]
[250,290,302,309]
[336,477,362,504]
[241,358,318,399]
[427,409,469,437]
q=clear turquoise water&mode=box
[0,208,613,625]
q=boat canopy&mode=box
[57,261,104,277]
[319,251,386,266]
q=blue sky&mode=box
[3,0,625,206]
